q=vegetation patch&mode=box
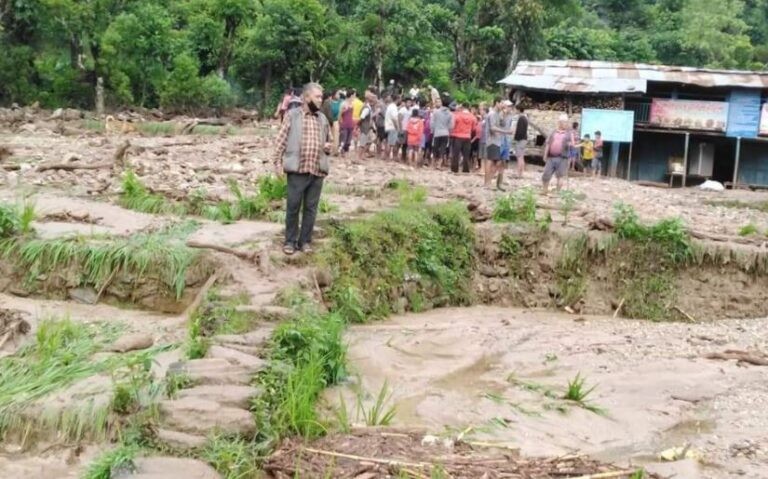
[0,318,167,444]
[120,171,287,224]
[492,187,537,224]
[82,443,139,479]
[320,201,475,321]
[0,221,203,300]
[0,201,36,238]
[555,234,588,308]
[185,289,258,359]
[252,306,347,446]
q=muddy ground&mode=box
[0,114,767,478]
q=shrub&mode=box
[202,74,236,110]
[159,53,206,112]
[493,187,537,223]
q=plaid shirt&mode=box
[273,109,326,177]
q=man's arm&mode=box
[273,116,291,173]
[542,133,550,162]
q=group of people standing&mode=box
[305,86,533,192]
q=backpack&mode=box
[374,108,385,129]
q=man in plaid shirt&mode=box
[273,82,332,255]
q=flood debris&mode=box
[0,309,31,352]
[265,428,654,479]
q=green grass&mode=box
[558,189,578,225]
[357,380,396,426]
[82,443,139,479]
[120,170,185,215]
[191,125,240,136]
[119,171,287,225]
[184,289,260,359]
[0,220,202,299]
[0,201,35,237]
[563,373,597,402]
[492,187,537,223]
[739,223,760,236]
[253,311,347,442]
[320,201,474,321]
[202,436,260,479]
[555,234,588,307]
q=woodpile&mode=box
[518,95,624,113]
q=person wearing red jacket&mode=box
[450,103,478,173]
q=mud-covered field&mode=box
[0,109,766,479]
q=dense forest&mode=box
[1,0,767,112]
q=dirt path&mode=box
[333,307,768,478]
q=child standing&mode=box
[406,109,425,167]
[593,131,603,177]
[581,134,594,174]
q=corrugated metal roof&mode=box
[500,73,646,93]
[499,60,768,92]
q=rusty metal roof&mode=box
[499,60,768,92]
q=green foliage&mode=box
[253,311,347,440]
[357,380,397,426]
[120,170,184,215]
[739,223,760,236]
[202,436,259,479]
[555,235,588,307]
[558,190,577,225]
[492,187,537,224]
[82,443,139,479]
[0,200,34,237]
[613,203,692,264]
[499,233,521,258]
[321,202,475,321]
[0,221,202,299]
[563,373,597,402]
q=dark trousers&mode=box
[433,136,449,163]
[340,127,354,153]
[451,138,471,173]
[285,173,323,248]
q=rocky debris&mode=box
[107,333,154,353]
[205,344,266,370]
[166,358,254,385]
[49,108,83,121]
[0,309,31,352]
[176,384,262,409]
[68,287,99,305]
[113,456,222,479]
[155,428,207,451]
[159,397,256,437]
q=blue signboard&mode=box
[727,89,761,138]
[580,108,635,143]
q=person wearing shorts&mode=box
[542,114,572,194]
[581,133,594,175]
[568,122,581,170]
[484,98,512,189]
[383,95,401,160]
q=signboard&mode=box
[727,90,761,138]
[580,108,635,143]
[649,99,728,132]
[760,103,768,136]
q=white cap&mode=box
[558,113,569,122]
[502,100,513,106]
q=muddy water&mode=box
[331,306,768,478]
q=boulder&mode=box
[159,397,256,436]
[114,456,221,479]
[155,428,207,450]
[205,345,266,371]
[166,358,253,386]
[108,333,153,353]
[68,287,98,305]
[177,384,263,409]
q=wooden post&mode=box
[733,136,742,188]
[627,140,634,181]
[609,142,619,177]
[682,132,690,187]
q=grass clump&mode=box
[555,234,588,307]
[358,380,397,426]
[612,203,693,321]
[82,443,139,479]
[137,122,177,136]
[184,289,258,359]
[120,170,185,215]
[202,435,259,479]
[492,187,537,223]
[321,202,474,321]
[0,221,202,299]
[0,201,35,237]
[253,310,347,442]
[738,223,760,236]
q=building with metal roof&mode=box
[500,60,768,188]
